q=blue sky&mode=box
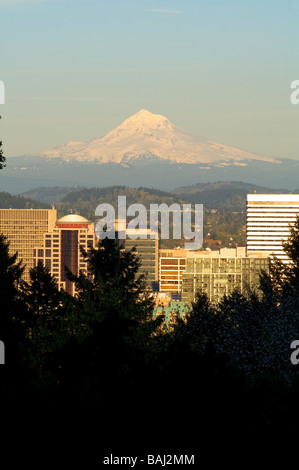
[0,0,299,159]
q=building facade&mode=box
[182,247,269,304]
[247,194,299,262]
[0,208,57,282]
[34,214,96,295]
[125,227,159,290]
[159,249,189,296]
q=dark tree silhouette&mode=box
[0,234,25,347]
[0,140,5,169]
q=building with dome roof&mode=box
[34,212,96,295]
[56,214,90,225]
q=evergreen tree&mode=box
[23,260,62,317]
[58,237,160,402]
[66,237,155,332]
[21,261,77,379]
[0,234,25,346]
[0,140,5,170]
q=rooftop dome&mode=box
[57,214,90,224]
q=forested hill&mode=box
[57,186,188,220]
[173,181,293,210]
[0,191,51,209]
[21,181,295,212]
[21,185,84,204]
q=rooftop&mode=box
[57,214,90,224]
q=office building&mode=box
[182,247,269,304]
[125,227,159,290]
[247,194,299,262]
[0,208,57,282]
[159,248,189,297]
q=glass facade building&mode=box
[124,227,159,290]
[182,248,269,304]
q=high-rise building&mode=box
[246,194,299,262]
[34,214,96,295]
[159,249,189,296]
[182,247,269,304]
[0,208,57,282]
[125,227,159,290]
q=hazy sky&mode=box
[0,0,299,160]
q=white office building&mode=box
[246,194,299,262]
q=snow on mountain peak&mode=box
[124,109,172,128]
[100,109,174,145]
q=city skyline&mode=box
[0,0,298,161]
[1,1,299,463]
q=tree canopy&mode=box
[0,140,5,170]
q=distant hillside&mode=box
[173,181,292,210]
[57,186,188,220]
[0,191,51,209]
[21,185,84,204]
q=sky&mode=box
[0,0,299,160]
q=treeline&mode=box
[173,180,291,210]
[57,185,187,220]
[1,221,299,463]
[21,185,84,204]
[0,191,51,209]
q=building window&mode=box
[45,239,51,247]
[45,249,51,257]
[45,259,51,269]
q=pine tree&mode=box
[22,260,62,317]
[59,237,160,397]
[66,237,155,329]
[0,234,24,342]
[0,140,5,170]
[21,261,75,376]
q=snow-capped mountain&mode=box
[37,109,279,165]
[4,109,298,195]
